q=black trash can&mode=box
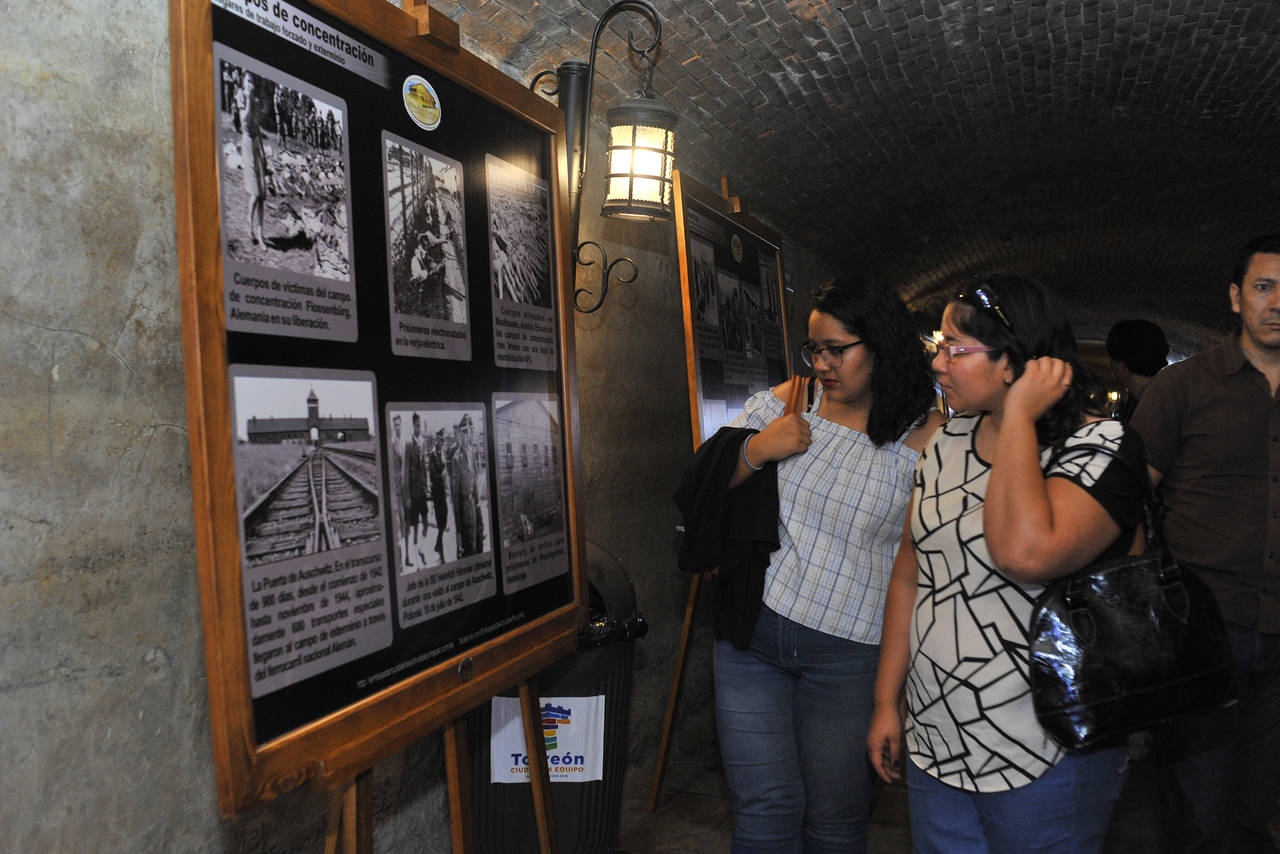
[470,540,648,853]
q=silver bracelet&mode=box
[740,435,764,471]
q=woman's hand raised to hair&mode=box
[1004,357,1073,423]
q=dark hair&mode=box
[949,273,1099,446]
[1230,233,1280,286]
[1105,319,1169,377]
[809,274,936,446]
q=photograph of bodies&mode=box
[486,156,551,308]
[214,44,357,341]
[383,132,470,359]
[493,394,569,594]
[385,403,496,628]
[487,155,557,371]
[229,367,391,697]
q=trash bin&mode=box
[470,540,648,853]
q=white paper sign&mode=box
[489,695,606,783]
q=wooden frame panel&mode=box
[673,171,793,450]
[170,0,586,815]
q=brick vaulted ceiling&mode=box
[445,0,1280,350]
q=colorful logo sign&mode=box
[541,703,572,751]
[402,74,442,131]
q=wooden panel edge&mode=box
[308,0,561,133]
[672,172,704,452]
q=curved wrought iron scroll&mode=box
[529,0,662,313]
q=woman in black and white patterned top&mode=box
[867,275,1146,853]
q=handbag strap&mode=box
[782,375,813,416]
[1045,437,1169,560]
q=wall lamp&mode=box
[531,0,677,313]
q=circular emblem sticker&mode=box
[731,234,744,263]
[402,74,442,131]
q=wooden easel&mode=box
[324,679,560,853]
[647,573,701,812]
[324,770,372,854]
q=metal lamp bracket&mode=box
[530,0,662,313]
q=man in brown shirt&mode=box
[1131,233,1280,853]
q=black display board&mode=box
[172,0,584,813]
[674,171,792,447]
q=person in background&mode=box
[236,73,267,247]
[405,413,430,567]
[1131,233,1280,853]
[868,274,1145,853]
[449,414,482,559]
[698,274,942,854]
[1105,318,1169,422]
[428,428,449,564]
[390,414,407,571]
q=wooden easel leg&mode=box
[322,770,372,854]
[444,718,475,853]
[519,679,559,854]
[648,573,702,813]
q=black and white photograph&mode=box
[229,366,392,698]
[383,132,470,360]
[493,394,569,594]
[759,252,781,326]
[718,271,769,388]
[691,236,720,326]
[717,271,746,353]
[689,235,724,362]
[486,156,552,308]
[385,403,497,628]
[487,155,558,372]
[232,373,382,567]
[758,252,787,362]
[214,44,358,341]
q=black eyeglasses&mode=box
[956,284,1013,332]
[800,339,863,368]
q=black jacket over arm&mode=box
[673,426,782,649]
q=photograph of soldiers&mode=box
[449,414,485,558]
[385,405,491,572]
[403,413,430,572]
[428,428,449,563]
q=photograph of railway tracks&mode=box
[232,373,383,569]
[382,132,469,329]
[485,155,552,309]
[385,404,492,574]
[216,51,351,282]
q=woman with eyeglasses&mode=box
[710,274,942,854]
[867,274,1146,852]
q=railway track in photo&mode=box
[243,446,381,567]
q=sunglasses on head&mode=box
[956,284,1013,332]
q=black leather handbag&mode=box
[1028,442,1237,750]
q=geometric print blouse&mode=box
[905,413,1143,792]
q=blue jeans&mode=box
[714,606,879,854]
[905,747,1127,853]
[1154,623,1280,853]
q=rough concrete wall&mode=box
[0,2,457,851]
[0,2,830,851]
